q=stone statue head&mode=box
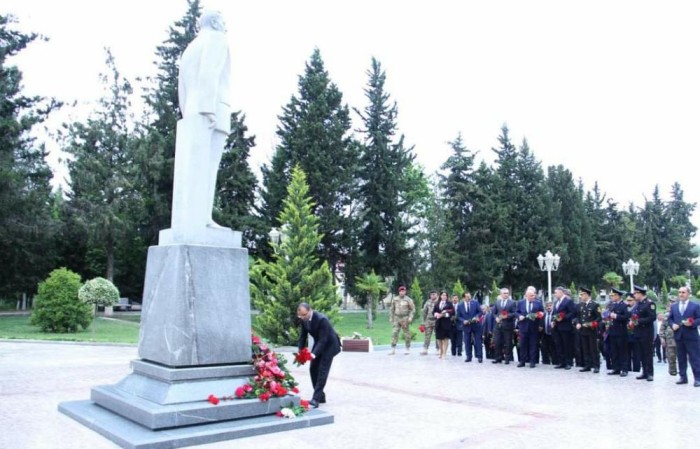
[200,10,226,32]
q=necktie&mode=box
[546,313,551,333]
[502,300,505,309]
[555,300,560,311]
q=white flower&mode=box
[281,408,297,419]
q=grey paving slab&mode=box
[1,341,699,449]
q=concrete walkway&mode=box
[0,341,698,449]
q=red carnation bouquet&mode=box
[527,311,544,321]
[470,315,484,324]
[501,310,508,318]
[419,324,426,333]
[555,311,565,322]
[294,347,313,366]
[682,317,695,326]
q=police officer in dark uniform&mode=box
[575,287,602,373]
[632,285,656,381]
[607,287,630,376]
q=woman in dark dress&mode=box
[433,291,455,359]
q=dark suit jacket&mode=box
[668,301,700,342]
[483,312,496,335]
[298,311,341,358]
[456,300,482,331]
[516,299,544,334]
[607,300,629,337]
[494,298,517,331]
[552,296,576,331]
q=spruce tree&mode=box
[0,14,60,298]
[261,48,356,273]
[250,167,339,345]
[439,133,477,283]
[354,57,417,284]
[62,49,137,283]
[214,111,266,255]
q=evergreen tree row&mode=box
[0,3,696,307]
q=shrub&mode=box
[30,268,92,333]
[79,277,120,307]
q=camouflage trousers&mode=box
[422,321,436,349]
[391,318,412,348]
[667,345,678,375]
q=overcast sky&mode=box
[5,0,700,234]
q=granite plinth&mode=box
[59,400,333,449]
[131,360,255,382]
[138,244,251,367]
[91,385,300,429]
[107,366,251,406]
[159,227,241,248]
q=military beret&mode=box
[611,288,624,296]
[579,287,592,295]
[398,285,406,291]
[633,285,647,294]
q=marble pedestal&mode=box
[59,244,334,448]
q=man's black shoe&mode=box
[620,371,628,377]
[504,360,510,365]
[676,378,688,385]
[694,380,700,387]
[478,358,483,363]
[646,375,654,382]
[564,365,572,370]
[517,362,526,368]
[465,358,472,362]
[593,368,599,373]
[308,399,319,409]
[636,374,646,380]
[608,371,621,375]
[530,363,536,368]
[579,367,591,372]
[554,364,565,369]
[492,359,502,364]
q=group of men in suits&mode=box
[448,284,700,387]
[294,284,700,409]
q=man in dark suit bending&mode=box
[297,303,341,408]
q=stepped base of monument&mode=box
[59,400,333,449]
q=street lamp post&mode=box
[537,250,561,302]
[622,259,640,292]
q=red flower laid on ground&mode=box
[207,334,299,406]
[419,324,425,333]
[294,347,313,366]
[300,399,310,410]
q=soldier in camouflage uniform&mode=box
[420,291,438,355]
[389,285,416,355]
[659,297,678,376]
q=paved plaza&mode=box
[0,340,698,449]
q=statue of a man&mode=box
[176,9,231,228]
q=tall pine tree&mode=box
[0,14,60,298]
[354,57,417,285]
[261,48,357,274]
[62,49,137,283]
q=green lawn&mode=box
[333,311,419,346]
[0,315,140,344]
[0,310,417,346]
